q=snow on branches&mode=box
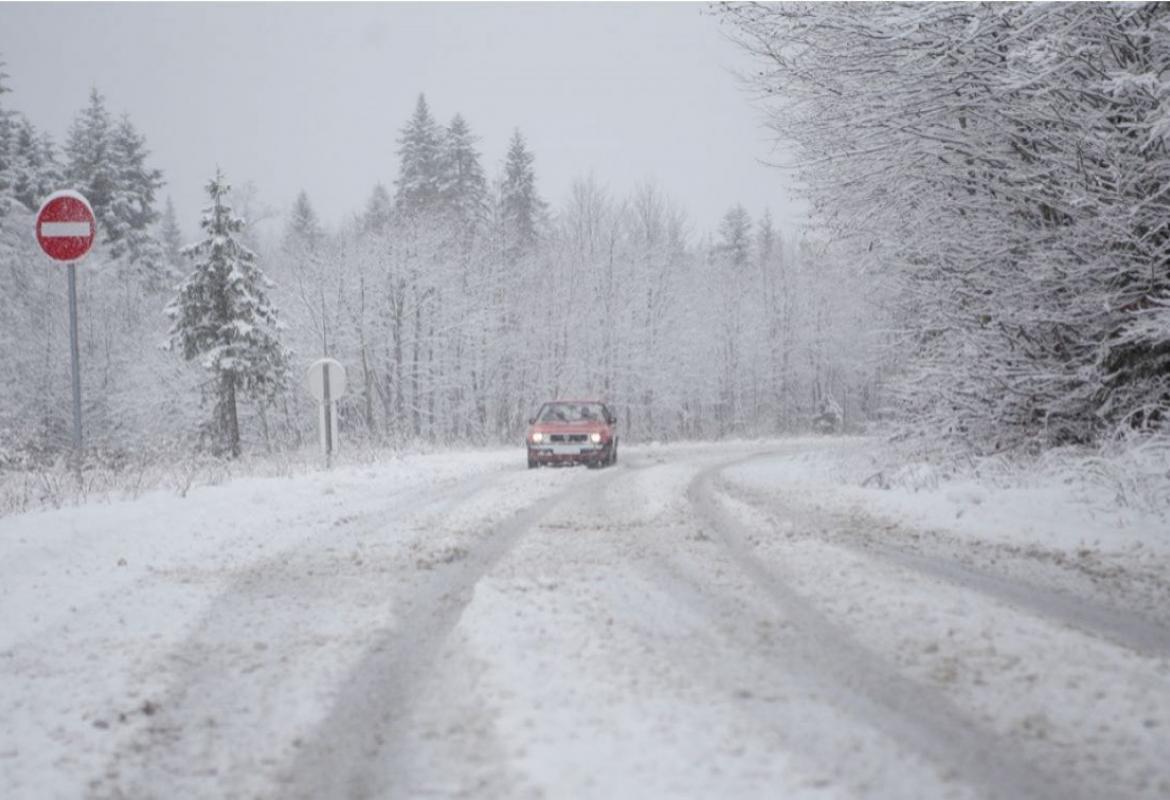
[167,170,290,457]
[723,1,1170,452]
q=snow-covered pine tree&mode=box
[11,118,60,212]
[0,64,61,216]
[710,205,753,434]
[65,90,166,284]
[361,183,392,234]
[499,129,545,262]
[394,94,444,217]
[167,169,289,458]
[0,58,17,217]
[716,205,752,271]
[64,89,116,222]
[288,190,324,251]
[439,114,488,237]
[108,113,165,282]
[158,196,184,272]
[282,190,332,355]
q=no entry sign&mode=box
[36,190,96,262]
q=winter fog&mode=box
[1,3,1169,800]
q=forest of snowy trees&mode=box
[722,2,1170,454]
[0,69,878,468]
[3,1,1165,473]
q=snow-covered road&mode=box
[2,440,1168,799]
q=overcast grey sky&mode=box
[1,2,805,240]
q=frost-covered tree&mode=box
[0,63,60,218]
[439,114,488,236]
[711,204,754,433]
[64,89,166,282]
[716,204,752,271]
[282,190,335,355]
[158,196,183,271]
[10,118,60,212]
[0,58,16,216]
[723,1,1170,450]
[108,114,165,277]
[64,89,116,221]
[361,183,392,234]
[167,170,289,458]
[499,129,545,261]
[394,94,444,217]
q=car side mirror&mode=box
[528,417,536,425]
[607,415,617,425]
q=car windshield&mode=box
[538,403,606,423]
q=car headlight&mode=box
[531,432,544,443]
[590,432,602,443]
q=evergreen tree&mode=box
[362,183,392,234]
[0,59,16,216]
[439,114,488,232]
[64,88,116,221]
[499,128,545,261]
[11,120,60,212]
[0,64,60,215]
[158,196,184,271]
[109,115,163,237]
[65,91,166,280]
[283,190,333,354]
[287,190,324,252]
[167,170,289,458]
[757,210,776,268]
[394,94,444,217]
[716,205,752,270]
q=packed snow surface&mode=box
[2,439,1168,799]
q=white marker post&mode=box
[35,191,97,479]
[305,358,347,467]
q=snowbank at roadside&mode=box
[0,448,518,799]
[724,437,1170,557]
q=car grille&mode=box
[549,434,589,443]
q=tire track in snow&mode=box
[92,463,525,800]
[277,465,628,800]
[687,456,1082,800]
[716,478,1170,658]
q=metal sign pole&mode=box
[66,262,83,479]
[322,360,333,468]
[305,358,346,469]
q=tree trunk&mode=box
[222,372,241,458]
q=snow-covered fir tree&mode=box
[167,169,290,458]
[499,129,544,261]
[64,89,116,221]
[439,114,488,235]
[716,204,752,271]
[282,190,333,355]
[361,183,392,234]
[10,117,60,212]
[64,89,166,283]
[108,113,165,280]
[0,61,52,217]
[0,62,15,216]
[158,196,184,272]
[394,94,444,217]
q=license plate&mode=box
[545,443,594,454]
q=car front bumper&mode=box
[528,443,609,465]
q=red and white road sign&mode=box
[36,190,96,262]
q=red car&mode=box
[526,400,619,469]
